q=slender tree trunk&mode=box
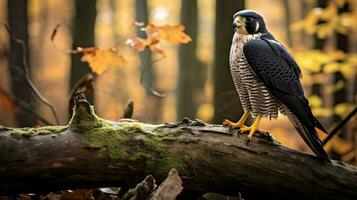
[176,0,202,120]
[70,0,97,103]
[7,0,36,127]
[311,0,328,98]
[212,0,245,124]
[135,0,163,123]
[282,0,292,47]
[333,2,350,141]
[136,0,155,95]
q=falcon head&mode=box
[232,10,267,35]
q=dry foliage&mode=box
[78,47,127,75]
[291,0,356,39]
[126,23,192,55]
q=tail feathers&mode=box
[314,117,328,134]
[295,123,329,161]
[287,114,329,161]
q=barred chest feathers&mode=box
[229,32,286,119]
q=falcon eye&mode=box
[246,17,253,22]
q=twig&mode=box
[3,23,60,125]
[140,52,166,98]
[323,106,357,145]
[50,23,81,54]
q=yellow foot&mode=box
[223,111,250,129]
[240,114,262,144]
[223,119,247,129]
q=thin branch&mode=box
[50,23,81,54]
[140,52,166,98]
[323,106,357,145]
[3,23,60,125]
[51,23,166,98]
[1,88,53,125]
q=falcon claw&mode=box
[237,129,242,135]
[228,126,235,131]
[246,138,251,145]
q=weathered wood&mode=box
[150,169,183,200]
[0,93,357,200]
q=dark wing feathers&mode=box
[243,39,328,160]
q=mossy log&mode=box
[1,93,357,200]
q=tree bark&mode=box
[70,0,97,103]
[7,0,36,127]
[0,94,357,200]
[212,0,245,124]
[176,0,203,120]
[135,0,155,95]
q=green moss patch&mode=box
[68,105,103,132]
[81,122,145,159]
[9,126,67,138]
[81,121,186,176]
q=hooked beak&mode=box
[232,17,246,32]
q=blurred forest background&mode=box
[0,0,356,164]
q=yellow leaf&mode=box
[309,95,322,107]
[325,80,345,94]
[334,103,355,118]
[316,23,334,39]
[320,3,338,20]
[340,63,355,79]
[323,63,341,73]
[312,107,334,117]
[79,47,127,75]
[329,50,346,61]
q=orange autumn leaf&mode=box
[146,23,192,44]
[0,88,20,112]
[78,47,127,75]
[126,23,191,55]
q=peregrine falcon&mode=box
[223,10,329,160]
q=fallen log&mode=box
[0,93,357,200]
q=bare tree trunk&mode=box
[70,0,97,103]
[135,0,163,123]
[282,0,292,47]
[136,0,155,95]
[212,0,245,124]
[176,0,203,120]
[7,0,36,127]
[1,93,357,200]
[311,0,328,98]
[332,2,351,160]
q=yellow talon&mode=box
[240,114,262,144]
[223,111,250,129]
